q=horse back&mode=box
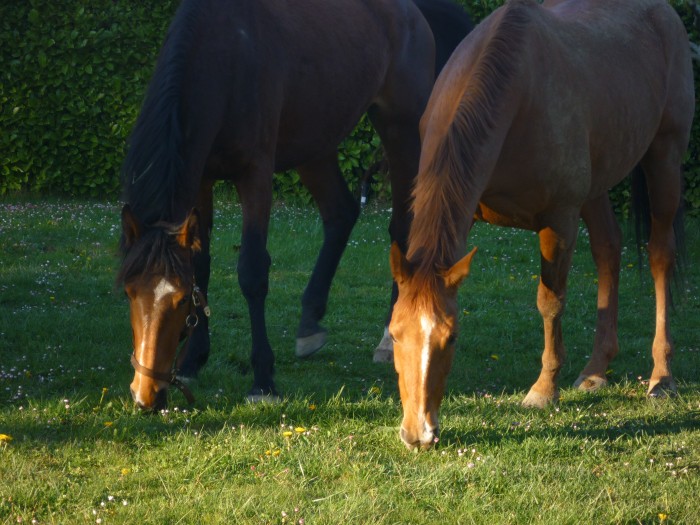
[418,0,693,229]
[173,0,435,173]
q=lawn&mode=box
[1,195,698,524]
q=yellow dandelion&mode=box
[490,354,499,361]
[0,434,13,443]
[658,513,668,522]
[265,450,272,456]
[121,468,130,476]
[102,387,108,394]
[272,449,281,456]
[308,404,316,411]
[295,427,306,433]
[283,431,293,438]
[104,421,113,427]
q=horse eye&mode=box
[390,332,397,343]
[447,333,457,345]
[177,296,189,307]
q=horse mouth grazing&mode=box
[400,425,440,450]
[131,387,168,413]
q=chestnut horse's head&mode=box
[118,205,201,411]
[389,243,477,450]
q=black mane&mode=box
[120,0,203,225]
[117,225,193,286]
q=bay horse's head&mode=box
[118,205,202,411]
[389,243,477,450]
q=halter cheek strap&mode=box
[130,282,210,406]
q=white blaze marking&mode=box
[420,314,435,387]
[153,278,177,303]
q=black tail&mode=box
[630,165,687,289]
[412,0,474,77]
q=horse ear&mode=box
[442,247,477,290]
[390,242,412,285]
[176,208,202,252]
[121,204,142,248]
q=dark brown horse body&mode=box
[118,0,473,409]
[390,0,693,449]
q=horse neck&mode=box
[406,3,529,272]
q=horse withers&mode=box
[117,0,473,410]
[389,0,694,449]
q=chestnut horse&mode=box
[389,0,693,449]
[117,0,473,410]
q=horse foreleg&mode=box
[296,155,359,358]
[368,108,423,363]
[523,218,578,408]
[574,195,621,392]
[236,173,278,401]
[178,180,214,378]
[641,140,683,398]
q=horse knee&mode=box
[537,284,565,320]
[238,250,271,301]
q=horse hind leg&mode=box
[639,139,685,398]
[295,154,359,358]
[574,194,621,392]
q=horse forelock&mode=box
[121,0,205,225]
[117,226,193,287]
[407,1,531,270]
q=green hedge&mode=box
[1,0,698,215]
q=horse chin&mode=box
[131,386,168,413]
[400,424,440,451]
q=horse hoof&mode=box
[373,327,394,363]
[373,347,394,363]
[522,389,558,408]
[246,388,282,404]
[574,374,608,392]
[647,378,677,398]
[295,330,327,358]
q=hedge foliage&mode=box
[1,0,698,214]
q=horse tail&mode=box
[412,0,474,77]
[630,164,687,290]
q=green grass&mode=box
[1,196,699,524]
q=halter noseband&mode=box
[130,283,210,406]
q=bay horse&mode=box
[389,0,694,449]
[117,0,473,410]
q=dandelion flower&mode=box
[294,427,306,433]
[104,421,113,427]
[283,431,293,438]
[308,404,316,411]
[659,513,668,522]
[0,434,12,443]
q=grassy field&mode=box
[1,196,698,524]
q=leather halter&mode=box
[130,284,210,406]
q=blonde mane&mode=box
[407,1,532,286]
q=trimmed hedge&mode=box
[1,0,698,214]
[0,0,178,196]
